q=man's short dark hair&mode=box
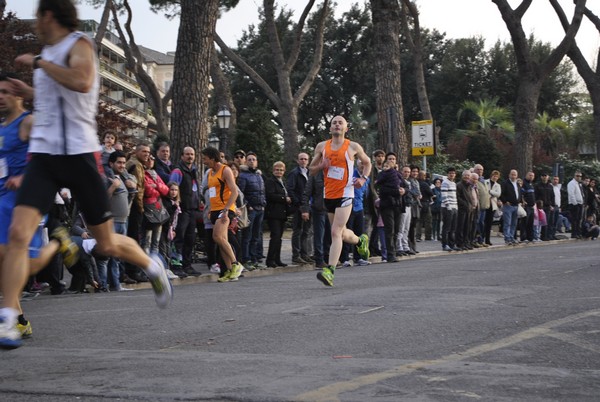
[38,0,79,31]
[446,167,456,173]
[108,150,126,164]
[156,141,169,150]
[410,165,420,172]
[385,152,396,160]
[372,149,385,157]
[201,147,220,161]
[246,151,257,158]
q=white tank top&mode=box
[30,31,100,155]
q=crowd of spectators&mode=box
[23,133,600,296]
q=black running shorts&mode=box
[324,197,353,214]
[209,210,236,225]
[16,153,112,226]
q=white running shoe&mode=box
[356,259,371,266]
[0,315,21,350]
[148,253,173,309]
[209,263,221,274]
[165,269,179,280]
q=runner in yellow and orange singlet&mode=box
[201,147,243,282]
[309,116,372,286]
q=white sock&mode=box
[0,307,19,325]
[144,257,162,279]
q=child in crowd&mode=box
[533,200,547,242]
[100,130,117,170]
[374,198,387,262]
[163,182,183,277]
[582,214,600,240]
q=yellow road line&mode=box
[295,309,600,402]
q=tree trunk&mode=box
[279,102,300,161]
[400,0,432,120]
[170,0,219,162]
[513,78,542,175]
[210,44,236,155]
[370,0,408,165]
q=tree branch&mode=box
[214,32,281,108]
[285,0,317,71]
[293,0,329,107]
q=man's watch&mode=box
[362,175,369,180]
[33,55,42,69]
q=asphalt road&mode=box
[1,239,599,401]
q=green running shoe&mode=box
[229,262,244,281]
[357,234,370,261]
[50,226,80,268]
[316,266,334,287]
[217,269,233,282]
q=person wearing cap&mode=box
[233,150,246,167]
[534,172,556,240]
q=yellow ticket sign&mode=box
[411,120,435,156]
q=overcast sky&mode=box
[7,0,599,64]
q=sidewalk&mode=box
[123,229,572,290]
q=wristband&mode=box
[33,55,42,69]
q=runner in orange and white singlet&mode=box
[309,116,372,287]
[322,138,355,201]
[201,147,244,283]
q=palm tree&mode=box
[456,97,513,137]
[534,111,569,156]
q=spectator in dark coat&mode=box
[286,152,312,264]
[265,161,291,268]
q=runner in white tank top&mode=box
[0,0,172,350]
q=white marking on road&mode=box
[357,306,384,314]
[295,309,600,402]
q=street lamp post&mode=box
[208,132,220,150]
[216,106,231,152]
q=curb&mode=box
[123,237,575,291]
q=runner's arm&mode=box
[15,38,96,93]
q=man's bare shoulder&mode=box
[314,140,327,151]
[349,140,366,153]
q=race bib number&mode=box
[208,186,217,198]
[327,166,344,181]
[0,158,7,179]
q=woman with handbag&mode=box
[143,156,170,256]
[264,161,291,268]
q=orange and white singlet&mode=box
[207,164,236,212]
[323,139,354,199]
